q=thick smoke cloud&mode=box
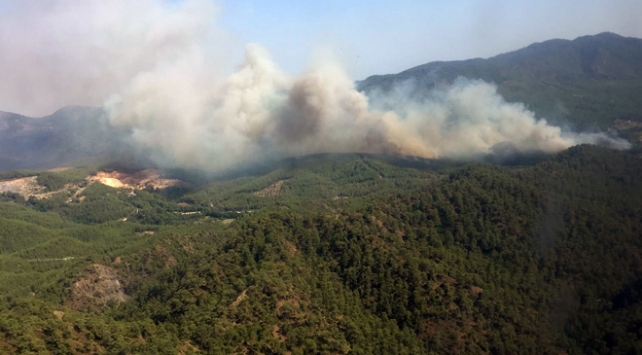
[0,0,630,171]
[0,0,226,117]
[108,46,630,170]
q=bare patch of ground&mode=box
[469,285,484,296]
[231,289,248,307]
[177,340,201,354]
[253,180,287,197]
[1,168,185,201]
[67,264,128,311]
[272,325,287,342]
[0,176,44,197]
[177,211,201,215]
[53,310,65,320]
[276,298,301,312]
[89,169,182,190]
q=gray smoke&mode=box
[0,0,227,117]
[108,47,630,170]
[0,0,631,172]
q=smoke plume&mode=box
[0,0,630,171]
[0,0,226,117]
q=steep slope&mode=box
[358,32,642,130]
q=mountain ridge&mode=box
[360,32,642,83]
[358,32,642,130]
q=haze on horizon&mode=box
[0,0,634,171]
[221,0,642,80]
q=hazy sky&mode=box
[219,0,642,79]
[0,0,640,116]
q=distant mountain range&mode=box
[2,32,642,171]
[358,32,642,130]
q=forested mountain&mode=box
[1,146,641,354]
[2,32,642,354]
[359,32,642,131]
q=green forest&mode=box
[1,145,642,354]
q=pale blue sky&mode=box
[218,0,642,79]
[0,0,640,85]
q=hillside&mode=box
[1,147,642,354]
[2,32,642,354]
[359,32,642,133]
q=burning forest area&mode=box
[1,1,642,354]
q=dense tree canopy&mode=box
[0,146,641,354]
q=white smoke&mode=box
[0,0,227,117]
[108,46,630,170]
[0,0,631,171]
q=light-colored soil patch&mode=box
[469,286,484,296]
[177,340,200,354]
[1,175,85,201]
[276,298,301,312]
[231,289,248,307]
[272,325,287,342]
[0,176,44,197]
[89,169,181,190]
[96,176,126,188]
[222,219,235,226]
[253,180,287,197]
[53,310,65,320]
